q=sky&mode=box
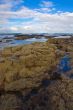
[0,0,73,33]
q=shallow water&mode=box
[0,37,47,49]
[58,55,71,73]
[58,54,73,79]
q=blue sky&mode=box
[17,0,73,12]
[0,0,73,33]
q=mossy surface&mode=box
[0,41,61,91]
[0,38,73,110]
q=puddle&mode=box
[0,37,47,49]
[41,79,51,87]
[58,55,71,73]
[58,54,73,79]
[70,74,73,79]
[30,88,38,96]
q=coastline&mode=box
[0,38,73,110]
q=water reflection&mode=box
[58,55,71,73]
[0,37,47,49]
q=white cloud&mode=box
[10,27,18,31]
[1,0,24,5]
[0,3,11,11]
[38,0,55,13]
[40,1,54,8]
[0,0,73,33]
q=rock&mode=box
[0,94,23,110]
[0,58,5,63]
[23,77,73,110]
[5,78,41,91]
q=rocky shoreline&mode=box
[0,38,73,110]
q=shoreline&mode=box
[0,38,73,110]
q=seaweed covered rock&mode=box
[24,76,73,110]
[0,42,61,91]
[0,38,73,110]
[0,93,23,110]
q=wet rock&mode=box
[24,77,73,110]
[0,58,5,63]
[0,38,73,110]
[0,94,23,110]
[5,78,41,91]
[50,72,62,80]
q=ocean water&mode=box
[0,35,47,49]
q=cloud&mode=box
[0,7,37,20]
[0,0,24,12]
[0,0,24,5]
[0,3,11,11]
[38,0,55,13]
[40,1,54,8]
[0,0,73,33]
[10,27,18,31]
